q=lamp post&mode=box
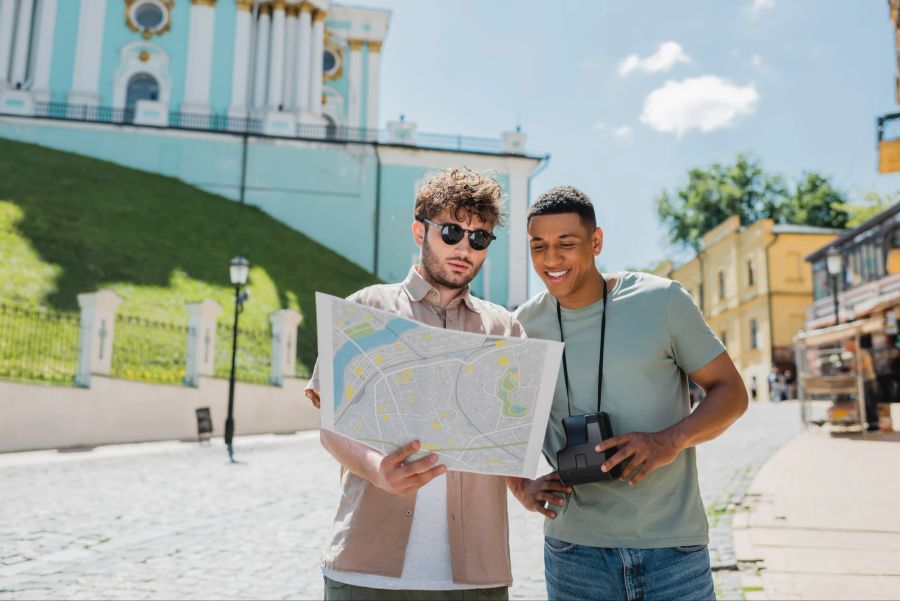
[826,247,842,327]
[225,256,250,463]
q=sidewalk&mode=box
[733,428,900,600]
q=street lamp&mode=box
[826,247,842,327]
[225,256,250,463]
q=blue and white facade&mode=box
[0,0,544,307]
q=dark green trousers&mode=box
[323,576,509,601]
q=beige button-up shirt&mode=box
[307,267,525,586]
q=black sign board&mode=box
[195,407,213,443]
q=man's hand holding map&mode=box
[316,292,563,478]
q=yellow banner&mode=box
[879,140,900,174]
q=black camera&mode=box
[556,412,623,486]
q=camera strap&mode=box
[556,274,608,417]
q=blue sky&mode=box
[361,0,900,285]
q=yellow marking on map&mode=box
[364,312,373,321]
[439,411,448,418]
[422,443,438,450]
[406,393,416,404]
[374,355,383,365]
[495,340,506,347]
[466,364,475,373]
[345,385,354,399]
[393,342,404,350]
[447,438,457,446]
[377,406,385,413]
[432,421,442,430]
[423,334,432,340]
[353,421,363,433]
[395,369,413,383]
[498,355,509,366]
[353,366,362,376]
[382,415,390,421]
[487,457,500,465]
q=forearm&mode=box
[320,429,384,484]
[665,378,748,449]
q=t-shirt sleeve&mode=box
[666,281,726,374]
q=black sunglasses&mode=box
[423,218,497,251]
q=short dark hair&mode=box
[527,186,596,227]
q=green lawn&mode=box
[0,137,380,375]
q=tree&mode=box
[655,154,851,250]
[779,173,849,229]
[846,191,899,227]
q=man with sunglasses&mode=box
[508,186,748,600]
[305,168,522,601]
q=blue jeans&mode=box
[544,536,715,601]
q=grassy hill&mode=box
[0,137,380,373]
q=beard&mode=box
[419,238,480,290]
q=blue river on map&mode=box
[333,317,420,410]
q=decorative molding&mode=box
[323,44,343,81]
[272,0,286,11]
[191,0,217,5]
[312,9,327,22]
[236,0,253,10]
[368,40,382,53]
[299,1,313,14]
[139,50,150,61]
[258,3,272,15]
[348,39,364,52]
[125,0,174,39]
[286,3,300,17]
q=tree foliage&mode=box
[655,154,850,250]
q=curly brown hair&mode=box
[414,168,505,228]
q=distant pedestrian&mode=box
[750,375,758,401]
[768,367,780,402]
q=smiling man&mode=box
[508,186,748,601]
[305,168,522,601]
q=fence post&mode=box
[184,300,222,387]
[269,309,303,386]
[74,290,123,387]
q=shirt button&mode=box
[405,509,412,517]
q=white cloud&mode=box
[614,126,632,139]
[746,0,775,16]
[618,42,691,77]
[639,76,759,137]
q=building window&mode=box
[750,319,759,349]
[126,0,173,39]
[718,271,725,300]
[747,259,755,286]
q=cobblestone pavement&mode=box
[0,402,805,600]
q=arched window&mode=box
[125,73,160,121]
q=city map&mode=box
[315,293,563,478]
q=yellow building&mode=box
[655,216,841,399]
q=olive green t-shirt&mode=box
[514,272,725,548]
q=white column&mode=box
[506,162,531,308]
[281,3,297,110]
[31,0,57,101]
[69,0,107,105]
[252,3,271,110]
[74,290,123,387]
[266,0,286,110]
[269,309,303,386]
[182,0,216,114]
[0,0,17,86]
[294,2,311,113]
[308,8,325,115]
[346,39,362,129]
[228,0,253,116]
[10,0,35,88]
[184,300,222,387]
[365,40,382,132]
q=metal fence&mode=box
[111,314,188,385]
[27,101,510,155]
[0,303,80,385]
[214,322,272,385]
